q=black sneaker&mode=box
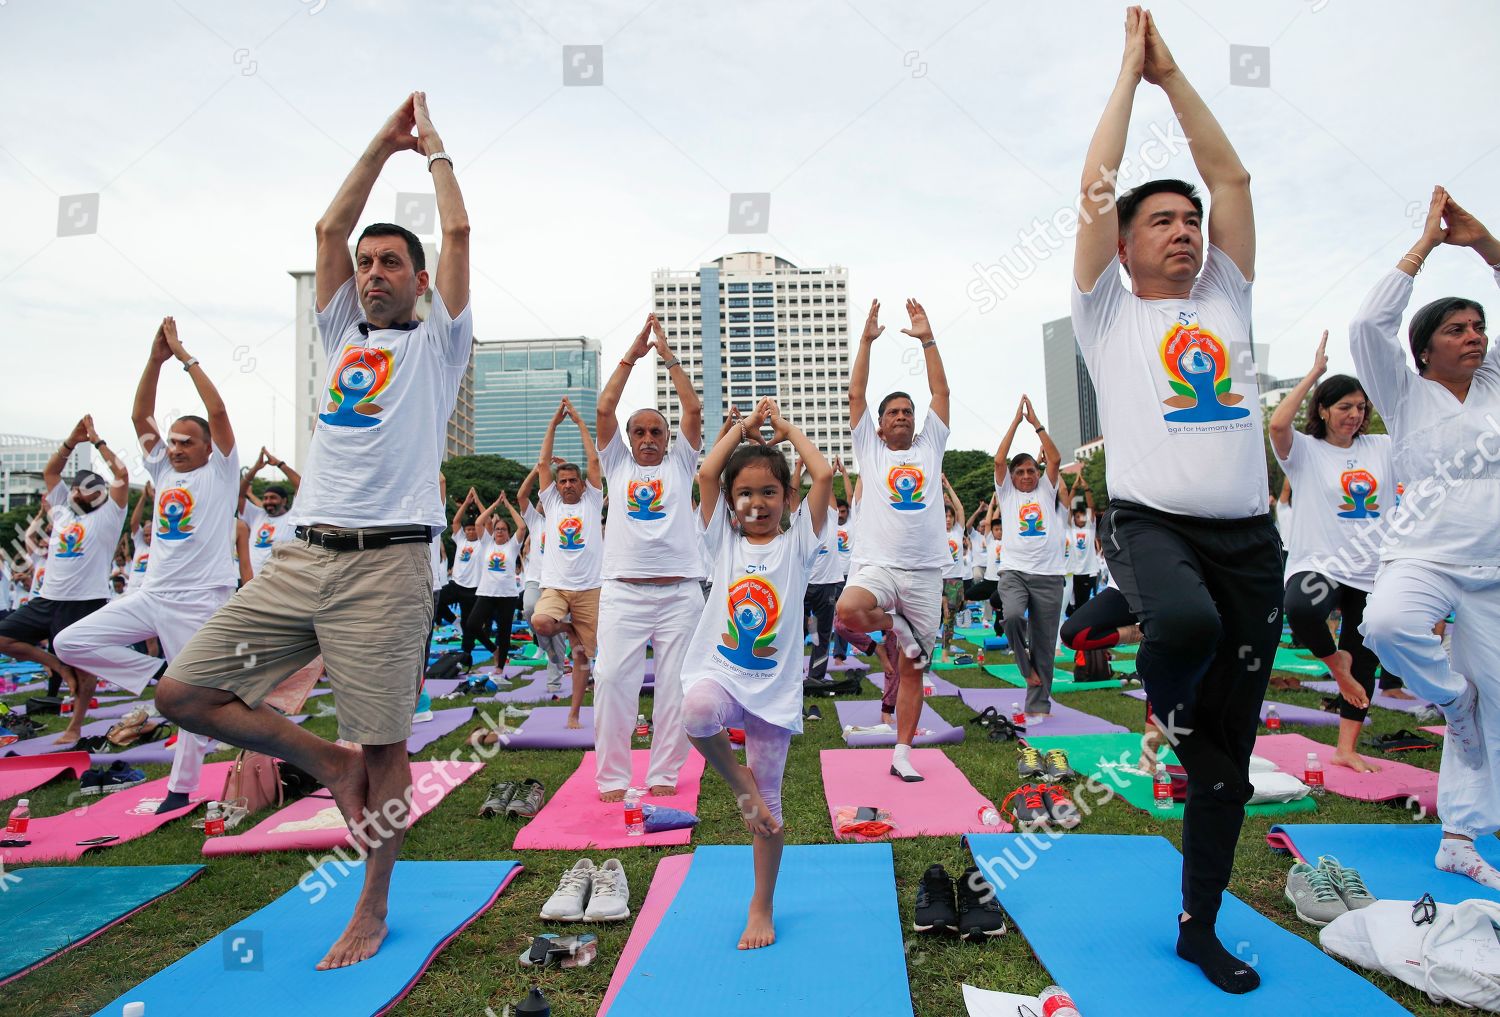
[480,780,517,818]
[78,768,105,796]
[913,864,958,933]
[1041,748,1077,782]
[955,866,1007,940]
[803,704,822,722]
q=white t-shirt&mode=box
[1276,430,1394,591]
[42,482,125,602]
[1066,517,1100,576]
[1072,245,1267,519]
[240,503,297,576]
[682,504,822,732]
[293,277,472,529]
[1350,268,1500,566]
[430,538,446,593]
[144,444,240,592]
[1276,503,1295,548]
[849,410,950,570]
[599,426,704,580]
[476,535,520,598]
[995,474,1065,575]
[836,507,855,578]
[125,528,150,594]
[451,530,483,588]
[984,534,1004,581]
[943,523,966,580]
[810,509,845,585]
[539,483,604,591]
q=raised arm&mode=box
[45,418,89,493]
[450,488,477,535]
[517,466,540,515]
[239,449,267,513]
[1270,332,1328,461]
[1075,7,1146,289]
[653,317,701,448]
[411,92,470,315]
[901,298,949,426]
[132,319,175,458]
[1145,11,1254,279]
[994,397,1026,486]
[160,318,234,455]
[696,410,750,527]
[771,401,833,537]
[266,450,302,493]
[1076,473,1096,514]
[473,492,502,532]
[569,398,603,488]
[965,498,986,531]
[597,317,655,451]
[1023,397,1062,490]
[788,457,805,514]
[537,401,567,492]
[848,300,883,428]
[833,454,853,506]
[128,482,153,535]
[84,416,130,508]
[236,521,252,586]
[942,474,964,521]
[498,492,525,544]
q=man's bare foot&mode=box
[649,784,676,797]
[316,909,388,970]
[566,715,581,730]
[55,727,83,745]
[319,744,369,828]
[599,789,626,803]
[738,902,775,950]
[468,728,499,748]
[1117,624,1142,644]
[1385,688,1418,701]
[1330,748,1380,773]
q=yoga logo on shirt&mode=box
[133,553,148,573]
[1018,502,1046,537]
[1074,532,1088,551]
[156,488,195,541]
[948,538,960,561]
[1395,481,1404,506]
[253,522,276,549]
[487,549,508,573]
[718,574,781,671]
[458,545,474,563]
[1158,322,1249,424]
[837,529,850,553]
[885,465,926,511]
[54,522,86,559]
[625,478,666,520]
[1338,469,1381,519]
[557,516,586,550]
[320,346,393,428]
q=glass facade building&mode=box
[472,337,601,467]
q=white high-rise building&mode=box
[0,435,93,511]
[290,242,474,468]
[651,252,852,467]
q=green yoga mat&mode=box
[983,662,1122,693]
[954,625,996,644]
[1023,732,1318,820]
[1112,656,1137,675]
[1272,648,1326,675]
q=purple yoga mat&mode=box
[475,673,568,705]
[1121,688,1362,728]
[958,688,1126,736]
[498,707,595,750]
[1299,680,1439,718]
[802,656,871,674]
[14,694,134,718]
[834,699,964,746]
[472,663,540,679]
[407,706,476,753]
[85,716,310,766]
[4,719,113,757]
[858,670,957,697]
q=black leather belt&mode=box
[294,524,433,552]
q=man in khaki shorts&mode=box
[530,397,603,730]
[155,92,472,972]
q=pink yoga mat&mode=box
[512,750,705,850]
[497,707,594,750]
[599,853,694,1017]
[407,706,476,753]
[1422,725,1446,736]
[202,760,484,857]
[0,751,91,800]
[960,688,1126,736]
[820,748,1011,839]
[0,763,232,864]
[834,700,964,747]
[1253,732,1437,814]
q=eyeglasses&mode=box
[1412,892,1436,927]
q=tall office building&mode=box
[472,337,601,466]
[0,435,92,510]
[651,252,853,467]
[1041,315,1101,461]
[290,243,474,467]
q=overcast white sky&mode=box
[4,0,1497,478]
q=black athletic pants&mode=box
[1059,586,1134,650]
[467,595,519,665]
[1100,500,1282,925]
[962,579,1005,635]
[805,582,842,682]
[1284,572,1401,722]
[1066,572,1098,618]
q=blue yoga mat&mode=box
[1271,823,1500,906]
[966,834,1412,1016]
[608,845,913,1017]
[0,864,204,985]
[95,860,520,1017]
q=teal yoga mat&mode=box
[607,845,913,1016]
[0,864,204,985]
[983,661,1122,692]
[965,834,1413,1015]
[94,860,521,1016]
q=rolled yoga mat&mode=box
[493,706,594,750]
[834,699,964,747]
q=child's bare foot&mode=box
[599,789,626,803]
[1330,748,1379,773]
[730,769,781,838]
[316,907,388,970]
[738,902,775,950]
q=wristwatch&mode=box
[427,151,453,171]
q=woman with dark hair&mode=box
[1354,186,1500,889]
[1270,331,1396,772]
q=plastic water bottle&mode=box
[1265,704,1282,732]
[922,678,935,698]
[978,647,986,666]
[6,799,30,836]
[204,801,225,837]
[1304,752,1325,794]
[634,714,650,742]
[977,804,1002,827]
[1039,985,1082,1016]
[1153,764,1173,810]
[515,987,551,1016]
[1011,702,1026,726]
[623,788,644,837]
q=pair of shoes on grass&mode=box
[1285,855,1375,925]
[1001,782,1080,831]
[479,777,545,819]
[914,863,1006,941]
[540,857,631,922]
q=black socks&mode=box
[1177,915,1260,994]
[154,791,192,815]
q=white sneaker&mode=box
[541,858,595,921]
[1025,713,1047,726]
[584,858,631,921]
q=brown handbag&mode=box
[222,750,283,813]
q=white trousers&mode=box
[1362,560,1500,838]
[54,586,235,795]
[592,579,704,793]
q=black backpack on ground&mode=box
[1076,648,1113,682]
[426,650,466,681]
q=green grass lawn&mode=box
[0,644,1450,1016]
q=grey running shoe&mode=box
[1285,862,1349,926]
[507,778,547,819]
[479,780,516,818]
[1318,855,1376,910]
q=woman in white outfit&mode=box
[1355,186,1500,888]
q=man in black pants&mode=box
[1071,9,1280,995]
